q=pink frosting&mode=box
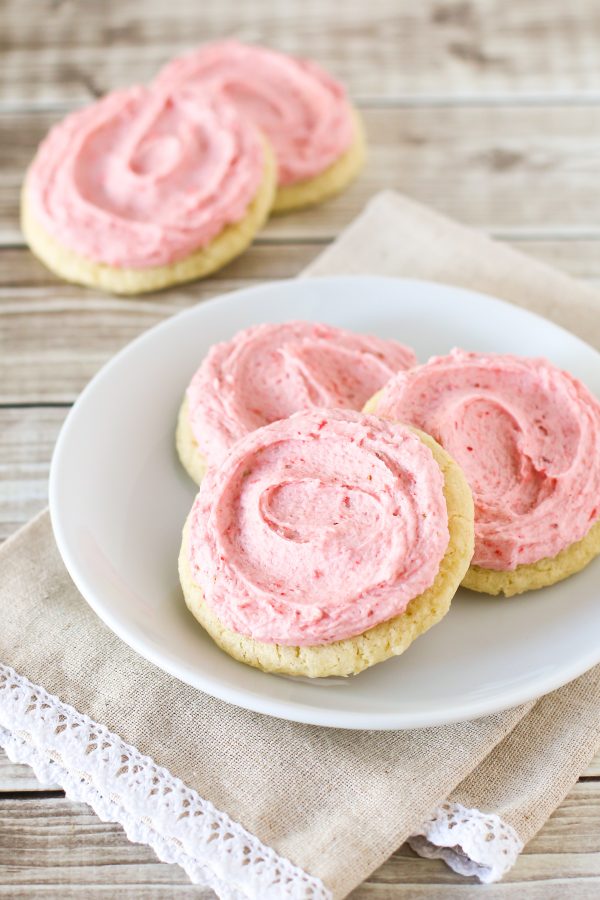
[375,349,600,570]
[156,40,355,185]
[189,409,449,645]
[186,321,417,468]
[26,86,264,267]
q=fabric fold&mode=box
[2,191,600,897]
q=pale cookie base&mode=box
[362,390,384,416]
[176,396,207,485]
[463,518,600,597]
[365,391,600,597]
[271,108,366,213]
[178,431,475,677]
[21,140,276,296]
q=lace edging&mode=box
[0,662,523,891]
[0,664,330,900]
[408,801,523,883]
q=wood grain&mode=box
[6,237,600,288]
[0,243,319,287]
[4,745,600,796]
[0,406,66,538]
[2,784,600,897]
[1,232,599,405]
[0,797,210,896]
[4,0,600,107]
[0,752,59,793]
[586,753,600,777]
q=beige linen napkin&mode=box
[2,191,600,899]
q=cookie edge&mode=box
[366,390,600,597]
[176,396,208,485]
[270,107,366,214]
[21,137,277,295]
[178,428,475,677]
[463,518,600,596]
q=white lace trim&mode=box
[0,663,523,891]
[408,801,523,884]
[0,664,330,900]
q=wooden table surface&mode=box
[2,1,600,896]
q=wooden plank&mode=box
[0,798,212,896]
[2,235,600,405]
[1,784,600,896]
[8,105,600,246]
[586,748,600,777]
[374,846,600,885]
[0,286,242,404]
[0,406,66,538]
[0,243,318,287]
[0,750,59,793]
[524,782,600,854]
[0,890,210,899]
[0,245,315,405]
[1,741,599,794]
[353,879,600,898]
[0,891,209,899]
[3,0,600,106]
[5,238,600,290]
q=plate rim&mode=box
[49,274,600,729]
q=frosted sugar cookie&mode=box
[176,321,417,483]
[367,350,600,596]
[156,40,365,212]
[22,86,276,294]
[179,409,474,677]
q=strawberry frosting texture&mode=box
[189,408,449,645]
[26,86,265,267]
[156,40,355,185]
[374,349,600,570]
[186,321,417,468]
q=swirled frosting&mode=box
[156,40,355,185]
[374,349,600,570]
[189,409,449,645]
[187,321,417,467]
[26,86,264,267]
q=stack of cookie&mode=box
[176,322,600,679]
[21,41,365,295]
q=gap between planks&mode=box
[4,0,600,108]
[9,94,600,116]
[1,734,600,796]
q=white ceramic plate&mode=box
[50,276,600,730]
